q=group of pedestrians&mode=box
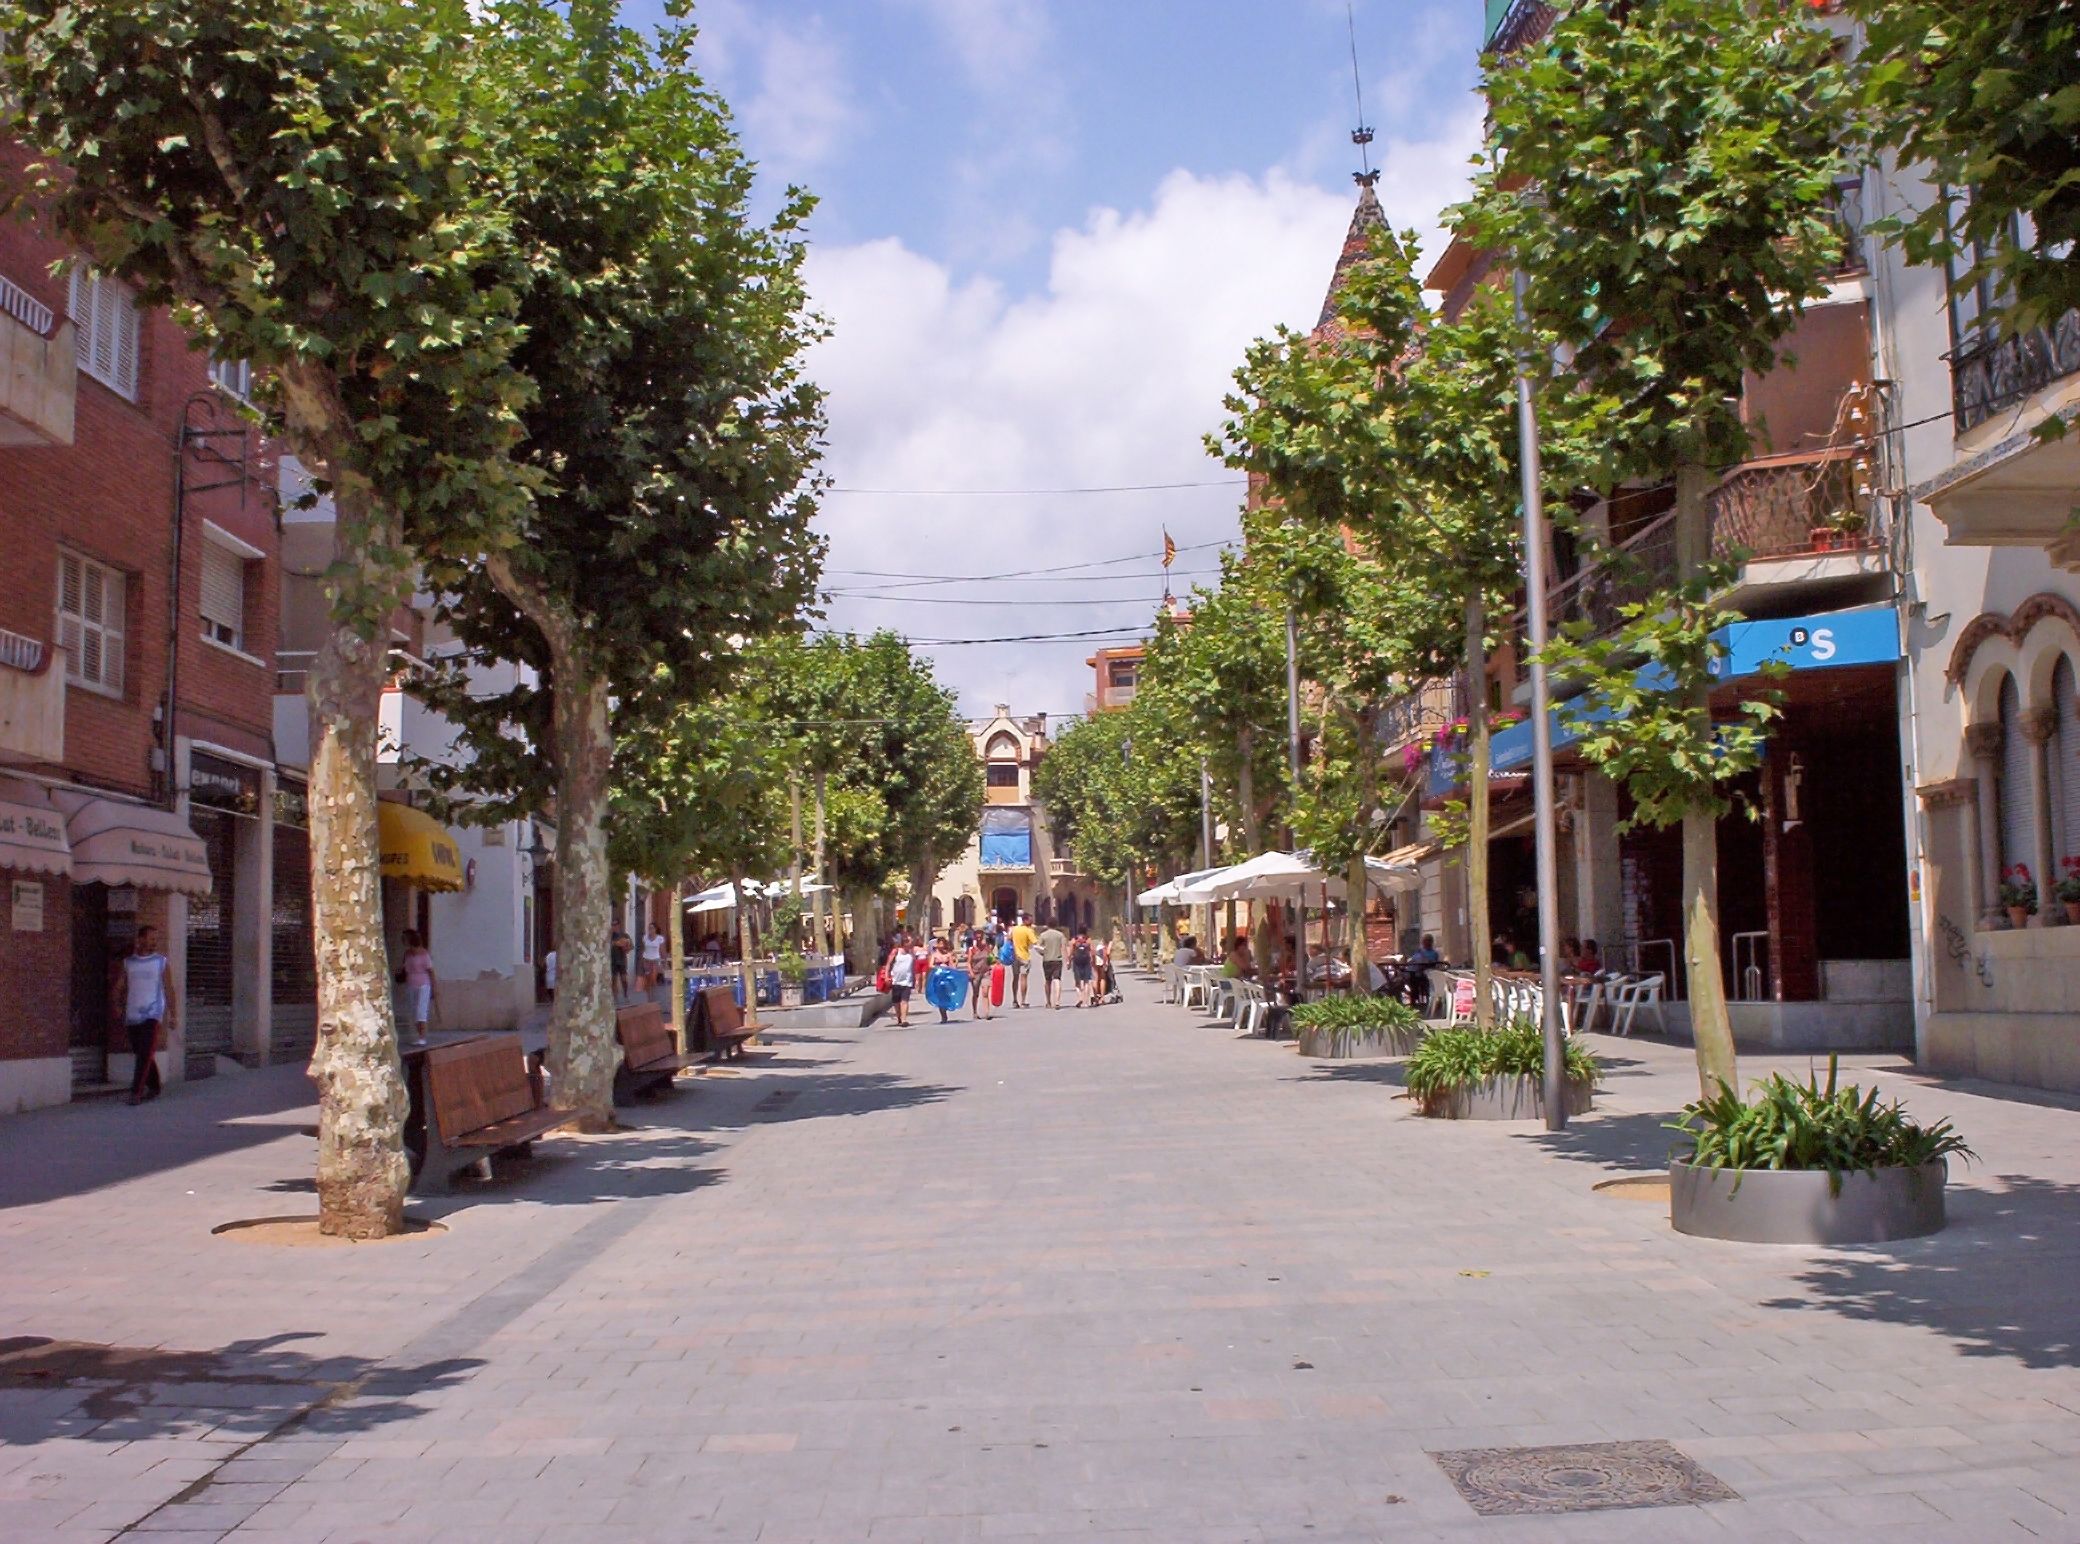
[877,913,1116,1027]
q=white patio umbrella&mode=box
[1137,864,1226,908]
[1174,850,1326,905]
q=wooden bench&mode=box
[414,1035,571,1194]
[615,1002,698,1103]
[695,984,757,1061]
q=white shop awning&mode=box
[0,779,71,878]
[52,789,213,895]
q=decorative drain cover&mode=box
[1429,1438,1737,1516]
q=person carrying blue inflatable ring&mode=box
[924,965,967,1020]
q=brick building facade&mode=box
[0,153,299,1112]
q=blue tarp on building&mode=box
[979,807,1033,867]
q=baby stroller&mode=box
[1093,947,1124,1006]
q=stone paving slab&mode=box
[0,1002,2077,1541]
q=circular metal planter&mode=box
[1296,1026,1412,1060]
[1421,1073,1594,1121]
[1668,1158,1947,1244]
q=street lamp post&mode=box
[1513,266,1568,1133]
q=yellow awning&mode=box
[377,801,463,892]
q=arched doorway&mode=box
[991,887,1019,925]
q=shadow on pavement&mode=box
[1760,1175,2080,1370]
[0,1331,477,1447]
[0,1066,314,1211]
[1515,1108,1685,1174]
[1282,1061,1410,1089]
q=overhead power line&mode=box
[826,478,1245,496]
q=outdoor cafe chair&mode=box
[1608,973,1668,1037]
[1182,965,1215,1011]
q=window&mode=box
[67,268,141,400]
[1997,675,2032,877]
[2056,658,2080,863]
[209,356,252,400]
[986,764,1020,789]
[200,541,246,651]
[1108,660,1138,688]
[56,550,126,695]
[199,522,263,656]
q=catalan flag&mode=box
[1161,529,1176,568]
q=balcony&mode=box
[0,628,66,764]
[0,275,75,448]
[1949,309,2080,434]
[1538,445,1885,640]
[1049,855,1083,879]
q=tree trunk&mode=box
[732,872,762,1029]
[811,772,829,956]
[1676,459,1738,1094]
[1465,595,1495,1028]
[668,880,687,1054]
[1347,850,1369,995]
[305,489,410,1239]
[545,667,617,1130]
[788,772,804,935]
[844,884,874,974]
[483,555,616,1131]
[1235,731,1274,980]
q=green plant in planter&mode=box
[1668,1056,1973,1196]
[776,950,808,986]
[1403,1018,1602,1114]
[1289,995,1424,1056]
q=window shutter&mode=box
[68,267,141,399]
[102,568,124,694]
[200,542,244,642]
[113,287,139,398]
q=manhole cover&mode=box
[1594,1175,1671,1203]
[1430,1439,1737,1516]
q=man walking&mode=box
[113,925,175,1105]
[1035,916,1068,1009]
[1009,912,1037,1007]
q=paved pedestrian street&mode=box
[3,996,2079,1543]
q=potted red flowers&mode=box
[1999,865,2037,929]
[2057,857,2080,925]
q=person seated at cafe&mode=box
[1303,943,1351,987]
[1174,934,1202,970]
[1406,934,1442,971]
[1574,938,1604,975]
[1562,937,1581,969]
[1496,932,1533,971]
[1220,934,1252,978]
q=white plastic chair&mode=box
[1608,973,1667,1037]
[1441,971,1476,1025]
[1182,966,1213,1011]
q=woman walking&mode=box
[967,927,996,1021]
[399,928,438,1045]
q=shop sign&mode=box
[11,879,43,932]
[190,752,261,815]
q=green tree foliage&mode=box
[1,0,533,1237]
[1461,0,1856,1095]
[413,1,825,1126]
[1850,0,2080,343]
[1033,697,1201,894]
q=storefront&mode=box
[48,787,214,1091]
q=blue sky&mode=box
[626,0,1486,716]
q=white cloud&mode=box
[696,1,857,182]
[802,147,1476,719]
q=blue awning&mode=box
[1465,604,1898,785]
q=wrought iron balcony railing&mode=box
[1949,309,2080,434]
